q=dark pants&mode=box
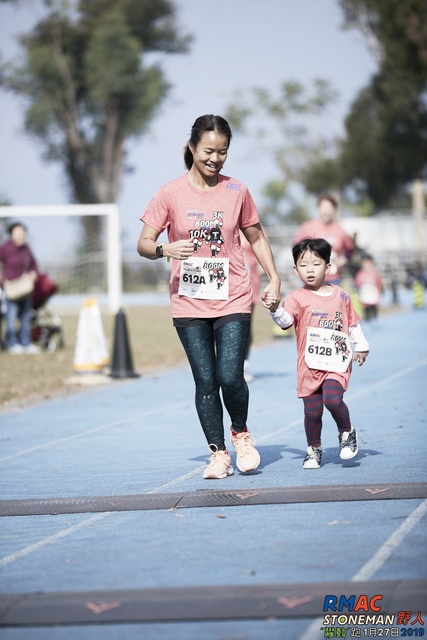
[302,379,351,448]
[175,317,251,450]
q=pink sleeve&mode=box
[240,187,261,228]
[283,292,299,322]
[140,187,170,233]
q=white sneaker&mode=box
[339,428,358,460]
[23,344,41,355]
[303,446,322,469]
[8,345,24,355]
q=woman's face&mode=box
[10,225,27,247]
[317,199,337,224]
[190,131,229,180]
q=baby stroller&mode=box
[31,273,65,352]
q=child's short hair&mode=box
[292,237,332,265]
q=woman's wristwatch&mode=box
[155,244,165,259]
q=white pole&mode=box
[412,179,427,260]
[106,205,122,313]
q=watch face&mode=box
[156,245,163,258]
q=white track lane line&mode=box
[1,357,426,569]
[258,355,427,442]
[2,356,426,460]
[0,467,207,568]
[0,512,110,568]
[298,498,427,640]
[0,401,189,462]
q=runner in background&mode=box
[294,193,353,285]
[354,254,383,322]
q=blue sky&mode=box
[0,0,377,261]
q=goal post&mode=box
[0,204,122,313]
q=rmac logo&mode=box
[323,594,383,612]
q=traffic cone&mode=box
[109,308,140,378]
[73,297,110,373]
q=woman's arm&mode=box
[242,223,281,307]
[137,224,194,261]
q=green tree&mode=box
[225,80,339,225]
[306,0,427,211]
[1,0,192,248]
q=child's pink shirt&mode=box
[354,268,383,305]
[140,174,260,318]
[283,285,360,397]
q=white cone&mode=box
[73,297,110,373]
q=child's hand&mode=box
[353,351,369,366]
[269,299,281,312]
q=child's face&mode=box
[294,250,330,289]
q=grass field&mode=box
[0,304,279,410]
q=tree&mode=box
[225,80,339,226]
[306,0,427,211]
[1,0,192,248]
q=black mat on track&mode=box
[0,482,425,516]
[0,579,425,626]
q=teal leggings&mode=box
[175,319,250,450]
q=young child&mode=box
[354,254,383,321]
[268,238,369,469]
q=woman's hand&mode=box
[164,240,194,261]
[137,224,194,260]
[261,281,281,309]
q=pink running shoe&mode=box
[230,430,260,472]
[203,447,234,480]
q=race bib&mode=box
[305,327,352,373]
[359,283,380,305]
[178,257,229,300]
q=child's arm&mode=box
[349,323,369,366]
[269,305,293,330]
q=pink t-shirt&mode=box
[354,268,383,305]
[283,285,360,397]
[294,220,353,281]
[140,173,260,318]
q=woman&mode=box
[137,114,281,480]
[294,193,353,285]
[0,222,39,354]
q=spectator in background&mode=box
[294,194,353,285]
[407,261,427,310]
[354,254,383,322]
[0,222,39,354]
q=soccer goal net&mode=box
[0,204,122,313]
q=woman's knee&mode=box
[216,366,243,390]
